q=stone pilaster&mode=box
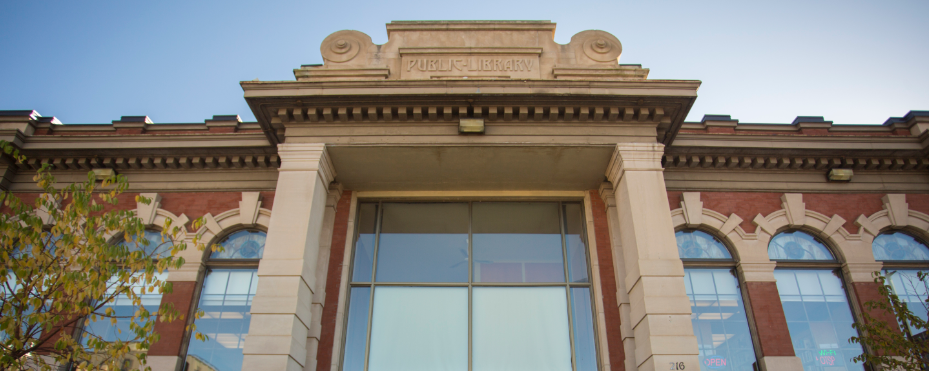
[242,143,335,371]
[306,183,343,371]
[599,183,637,371]
[605,143,699,371]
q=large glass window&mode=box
[80,230,172,346]
[185,230,265,371]
[343,202,598,371]
[874,231,929,334]
[82,272,167,345]
[769,231,864,371]
[677,230,757,370]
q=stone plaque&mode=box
[399,48,542,80]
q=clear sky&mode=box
[1,0,927,125]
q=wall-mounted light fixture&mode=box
[827,168,853,182]
[92,168,117,181]
[459,118,484,134]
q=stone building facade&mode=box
[2,20,929,371]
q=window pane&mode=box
[83,272,167,345]
[677,230,732,260]
[571,287,598,371]
[886,270,929,332]
[472,287,571,371]
[684,269,756,371]
[119,230,173,258]
[368,287,467,371]
[768,231,834,261]
[211,230,266,259]
[352,204,378,282]
[564,203,590,283]
[186,269,257,371]
[376,203,469,282]
[341,287,371,371]
[774,270,864,371]
[473,202,564,283]
[873,232,929,261]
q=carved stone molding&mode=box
[16,154,281,171]
[662,154,929,171]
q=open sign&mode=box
[703,356,727,369]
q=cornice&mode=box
[240,79,703,95]
[15,153,281,172]
[662,153,929,171]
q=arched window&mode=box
[768,231,834,261]
[117,229,175,258]
[185,229,265,371]
[874,231,929,331]
[769,231,864,371]
[677,229,757,370]
[873,231,929,261]
[80,229,170,346]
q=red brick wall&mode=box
[149,281,198,356]
[851,282,901,356]
[589,190,626,371]
[744,281,795,357]
[316,191,353,371]
[667,191,929,234]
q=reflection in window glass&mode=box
[210,230,266,259]
[873,232,929,261]
[473,203,564,283]
[571,288,598,371]
[344,201,598,370]
[118,230,173,258]
[342,287,371,371]
[677,230,732,260]
[886,270,929,332]
[376,203,469,283]
[82,272,167,344]
[351,204,378,282]
[768,231,834,261]
[564,204,590,283]
[775,270,864,371]
[684,269,755,371]
[186,269,258,371]
[472,287,571,371]
[368,287,468,371]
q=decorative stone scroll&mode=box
[297,21,649,81]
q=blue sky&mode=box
[1,0,927,125]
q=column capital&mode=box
[598,182,616,207]
[843,262,884,283]
[605,143,665,185]
[737,261,777,282]
[277,143,336,185]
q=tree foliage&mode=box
[850,270,929,370]
[0,141,208,370]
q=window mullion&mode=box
[468,201,473,371]
[559,201,578,371]
[362,201,383,371]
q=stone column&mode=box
[604,143,698,371]
[242,143,335,371]
[737,262,803,371]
